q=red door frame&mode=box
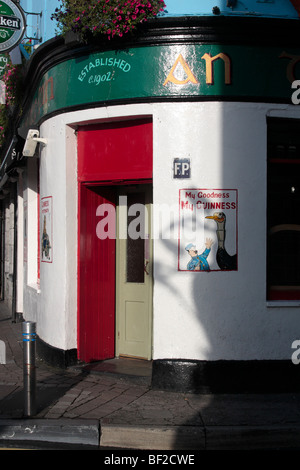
[77,118,153,362]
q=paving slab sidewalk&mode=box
[1,302,300,450]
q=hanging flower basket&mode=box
[0,63,23,151]
[51,0,166,41]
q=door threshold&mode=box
[82,357,153,378]
[119,354,148,361]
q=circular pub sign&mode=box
[0,1,25,52]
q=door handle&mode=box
[144,260,149,275]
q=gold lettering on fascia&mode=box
[280,51,300,83]
[38,77,54,105]
[163,52,232,87]
[27,76,54,125]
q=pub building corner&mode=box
[1,0,300,392]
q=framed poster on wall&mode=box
[41,196,52,263]
[179,189,238,272]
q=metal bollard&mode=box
[22,321,36,417]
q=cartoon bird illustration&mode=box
[205,212,237,270]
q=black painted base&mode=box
[36,336,78,369]
[151,359,300,394]
[35,337,300,394]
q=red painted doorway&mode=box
[77,118,153,363]
[78,185,116,362]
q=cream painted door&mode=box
[116,185,153,359]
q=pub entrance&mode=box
[77,118,153,362]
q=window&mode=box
[267,118,300,300]
[126,192,146,283]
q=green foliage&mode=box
[51,0,166,41]
[0,105,9,150]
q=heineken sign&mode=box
[0,14,22,29]
[0,1,25,52]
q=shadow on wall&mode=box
[152,33,300,393]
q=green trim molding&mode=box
[20,43,299,128]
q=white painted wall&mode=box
[22,101,300,361]
[153,102,300,362]
[16,171,24,314]
[23,117,78,351]
[22,157,39,324]
[3,190,15,308]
